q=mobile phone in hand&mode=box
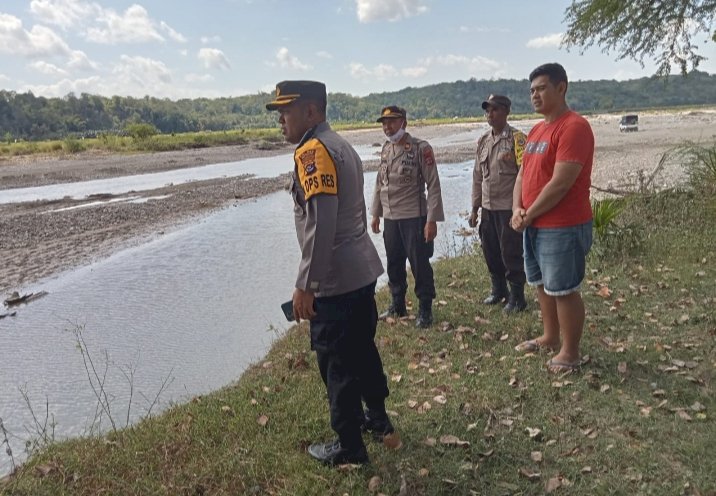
[280,300,295,321]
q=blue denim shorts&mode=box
[523,221,593,296]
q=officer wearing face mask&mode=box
[370,106,444,328]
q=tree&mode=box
[562,0,716,76]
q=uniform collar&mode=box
[297,120,331,147]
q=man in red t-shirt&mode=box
[510,63,594,374]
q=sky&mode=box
[1,0,714,100]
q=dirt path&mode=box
[1,111,714,294]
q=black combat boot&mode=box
[307,438,369,466]
[361,409,395,442]
[504,283,527,313]
[483,274,508,305]
[415,299,433,328]
[379,295,407,319]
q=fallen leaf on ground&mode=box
[419,468,429,477]
[581,466,592,474]
[221,405,234,415]
[439,434,470,447]
[424,437,437,447]
[531,451,543,463]
[526,427,543,440]
[600,384,611,393]
[368,476,381,492]
[677,410,693,421]
[257,414,269,426]
[519,467,541,481]
[383,432,402,450]
[618,362,628,374]
[433,395,448,405]
[690,402,706,412]
[597,286,612,298]
[545,477,562,493]
[418,401,432,413]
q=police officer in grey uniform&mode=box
[266,81,395,466]
[370,106,444,328]
[469,94,527,312]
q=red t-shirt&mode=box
[521,111,594,228]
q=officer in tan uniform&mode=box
[370,106,444,328]
[266,80,396,466]
[469,94,527,312]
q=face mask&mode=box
[387,127,406,143]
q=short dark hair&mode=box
[529,63,568,88]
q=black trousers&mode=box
[479,209,526,285]
[383,216,436,302]
[310,281,389,449]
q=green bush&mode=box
[591,197,642,259]
[682,142,716,193]
[125,123,159,140]
[592,198,624,240]
[63,137,85,154]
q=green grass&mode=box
[0,128,285,159]
[2,191,714,495]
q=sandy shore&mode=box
[1,111,715,294]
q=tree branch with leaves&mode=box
[562,0,716,76]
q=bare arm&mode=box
[510,166,527,231]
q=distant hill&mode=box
[1,72,715,141]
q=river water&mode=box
[0,153,477,475]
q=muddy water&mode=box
[0,162,476,474]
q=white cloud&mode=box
[22,75,102,97]
[419,54,504,75]
[29,60,68,76]
[526,33,563,49]
[0,74,9,83]
[0,13,71,57]
[67,49,98,71]
[316,50,333,59]
[402,66,427,77]
[350,53,506,82]
[110,55,172,93]
[29,0,101,30]
[200,35,221,44]
[160,21,186,43]
[198,48,231,70]
[275,47,311,70]
[349,62,398,81]
[86,5,164,44]
[185,73,214,83]
[356,0,428,23]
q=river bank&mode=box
[2,111,715,294]
[2,187,714,495]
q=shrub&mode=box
[63,136,85,154]
[591,197,642,259]
[125,123,159,140]
[682,142,716,193]
[592,198,623,240]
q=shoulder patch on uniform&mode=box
[422,145,435,167]
[294,138,338,200]
[513,130,526,167]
